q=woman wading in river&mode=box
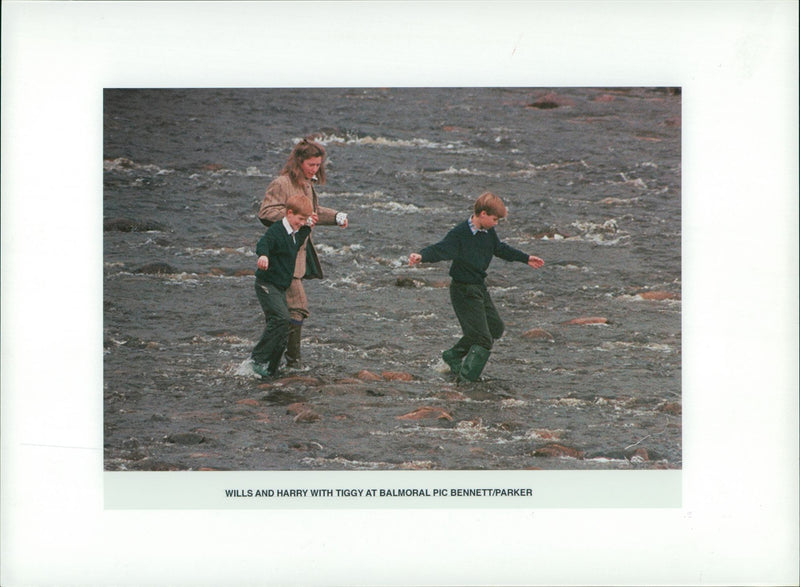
[257,138,349,370]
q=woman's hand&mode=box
[408,253,422,266]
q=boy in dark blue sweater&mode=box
[251,195,313,378]
[409,192,544,381]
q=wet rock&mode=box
[395,276,426,288]
[658,402,682,415]
[165,432,205,445]
[531,229,568,240]
[398,461,436,470]
[637,290,680,301]
[286,402,321,423]
[397,407,454,421]
[356,370,383,382]
[564,316,609,326]
[262,389,306,405]
[286,402,310,416]
[382,371,414,382]
[134,262,179,275]
[600,196,639,205]
[626,448,650,463]
[104,217,168,232]
[527,92,575,109]
[533,443,585,459]
[293,409,321,424]
[522,328,555,342]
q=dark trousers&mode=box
[252,280,290,370]
[448,281,504,357]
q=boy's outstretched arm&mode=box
[528,255,544,269]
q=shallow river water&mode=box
[103,87,681,471]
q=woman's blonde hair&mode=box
[281,137,327,187]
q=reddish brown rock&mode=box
[658,402,682,415]
[293,410,321,424]
[594,94,616,102]
[382,371,414,382]
[637,290,680,301]
[286,402,310,416]
[564,316,608,326]
[522,328,555,341]
[397,407,454,421]
[356,370,383,382]
[533,443,585,459]
[630,448,650,462]
[236,398,260,407]
[532,429,564,440]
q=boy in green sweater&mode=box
[251,195,313,378]
[409,192,544,381]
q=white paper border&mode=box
[3,1,798,585]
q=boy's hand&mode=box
[408,253,422,266]
[257,255,269,270]
[528,255,544,269]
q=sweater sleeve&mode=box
[419,226,462,263]
[258,177,291,226]
[256,230,275,257]
[493,232,529,263]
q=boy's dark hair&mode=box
[286,194,313,217]
[474,192,507,218]
[281,137,326,187]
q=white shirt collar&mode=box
[281,216,295,235]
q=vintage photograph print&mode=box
[103,87,682,472]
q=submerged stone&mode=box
[397,407,453,421]
[382,371,414,381]
[564,316,608,325]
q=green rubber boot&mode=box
[285,322,302,369]
[458,345,491,382]
[442,348,464,375]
